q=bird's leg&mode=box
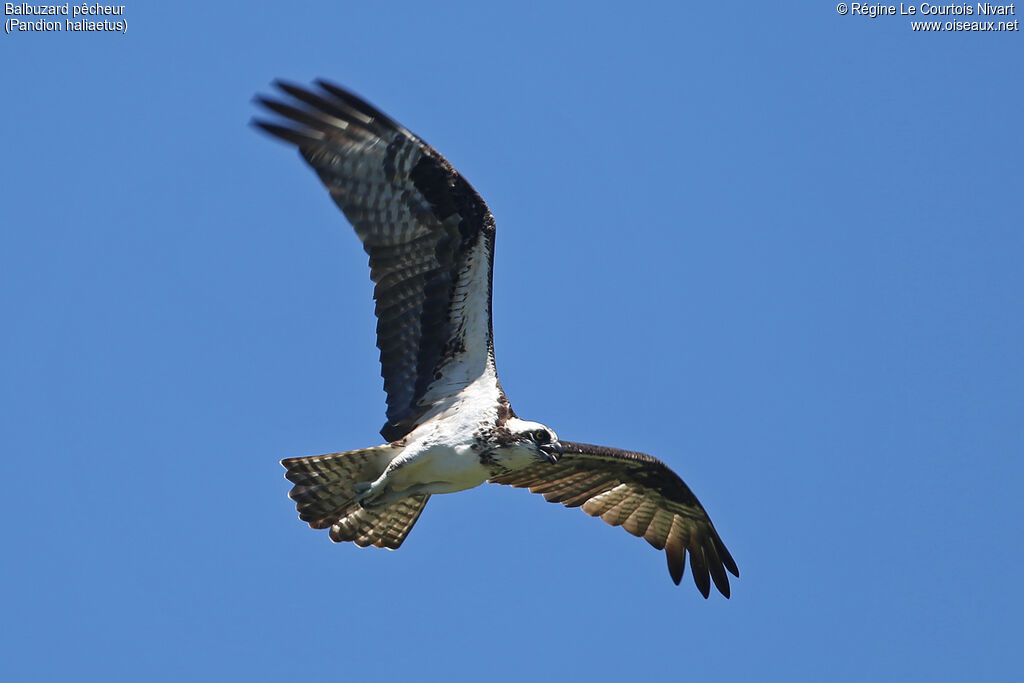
[355,460,442,507]
[353,475,392,508]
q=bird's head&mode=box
[503,417,563,464]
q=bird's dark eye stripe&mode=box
[533,429,551,444]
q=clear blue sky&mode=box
[2,2,1021,681]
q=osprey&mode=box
[253,80,739,598]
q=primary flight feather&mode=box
[253,80,739,598]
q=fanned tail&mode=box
[281,446,430,550]
[327,494,430,549]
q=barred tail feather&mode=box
[328,494,430,549]
[281,446,430,550]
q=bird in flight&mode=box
[253,80,739,597]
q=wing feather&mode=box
[620,498,658,537]
[581,483,633,517]
[643,508,675,550]
[598,488,645,527]
[559,476,620,508]
[254,80,500,442]
[490,441,738,597]
[534,471,604,500]
[703,535,732,598]
[664,516,687,584]
[689,543,712,598]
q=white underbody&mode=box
[353,231,551,508]
[355,363,541,508]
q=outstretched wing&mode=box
[254,80,500,442]
[490,441,739,597]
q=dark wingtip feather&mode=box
[711,569,731,599]
[268,79,390,138]
[313,79,399,128]
[705,541,732,598]
[314,79,368,109]
[250,119,320,148]
[690,547,712,599]
[666,550,684,585]
[273,79,313,101]
[716,537,740,578]
[256,97,344,134]
[252,94,285,114]
[271,78,304,96]
[272,81,352,121]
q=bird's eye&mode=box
[532,429,551,444]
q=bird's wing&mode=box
[490,441,739,597]
[254,80,501,442]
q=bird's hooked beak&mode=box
[539,441,563,464]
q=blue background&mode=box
[2,2,1021,681]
